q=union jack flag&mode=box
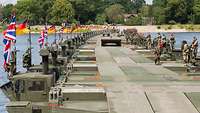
[38,30,45,48]
[4,16,16,41]
[3,38,11,71]
[3,15,16,71]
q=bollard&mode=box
[40,48,50,74]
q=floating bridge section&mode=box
[95,36,200,113]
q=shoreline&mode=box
[122,25,195,33]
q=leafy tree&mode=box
[105,4,125,24]
[153,0,167,7]
[2,4,15,21]
[165,0,187,24]
[193,0,200,23]
[125,16,142,25]
[132,0,146,13]
[69,0,106,24]
[49,0,74,25]
[95,14,106,25]
[16,0,43,25]
[152,6,166,24]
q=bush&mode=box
[86,20,93,25]
[169,20,176,25]
[157,26,161,29]
[177,24,184,29]
[168,25,172,29]
[187,25,194,30]
[125,16,142,26]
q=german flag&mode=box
[48,25,56,34]
[16,19,29,35]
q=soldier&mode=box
[191,36,198,58]
[23,48,31,70]
[169,33,176,50]
[154,47,161,65]
[162,35,167,53]
[51,41,58,65]
[182,40,190,63]
[157,36,163,54]
[146,33,152,49]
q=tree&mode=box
[16,0,43,25]
[49,0,74,25]
[2,4,15,22]
[152,6,166,24]
[193,0,200,23]
[69,0,106,24]
[153,0,167,7]
[95,14,106,25]
[125,16,142,25]
[165,0,187,24]
[132,0,146,13]
[0,5,3,19]
[105,4,125,24]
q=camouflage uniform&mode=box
[183,43,190,63]
[191,37,198,58]
[146,34,152,49]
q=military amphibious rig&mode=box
[2,28,200,113]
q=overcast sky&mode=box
[0,0,153,5]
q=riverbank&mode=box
[122,25,189,33]
[1,25,199,34]
[123,24,200,33]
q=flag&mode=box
[38,30,45,48]
[48,25,56,34]
[44,26,48,38]
[16,19,28,35]
[59,27,64,33]
[71,24,79,33]
[3,38,11,71]
[63,28,71,33]
[4,16,16,41]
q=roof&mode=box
[13,73,52,79]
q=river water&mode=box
[0,32,200,112]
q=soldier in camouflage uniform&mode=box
[182,40,190,63]
[146,33,152,49]
[23,48,32,70]
[191,36,198,58]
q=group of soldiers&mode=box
[124,29,146,47]
[181,37,198,64]
[124,29,199,65]
[146,33,176,65]
[146,33,198,65]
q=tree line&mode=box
[1,0,199,25]
[0,0,145,25]
[152,0,200,24]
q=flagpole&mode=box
[55,29,57,41]
[28,23,32,66]
[45,23,48,44]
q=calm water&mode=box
[0,32,200,112]
[0,34,56,113]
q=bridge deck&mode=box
[95,42,200,113]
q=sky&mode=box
[0,0,153,5]
[0,0,17,5]
[145,0,153,4]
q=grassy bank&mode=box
[157,24,200,32]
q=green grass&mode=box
[159,24,200,31]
